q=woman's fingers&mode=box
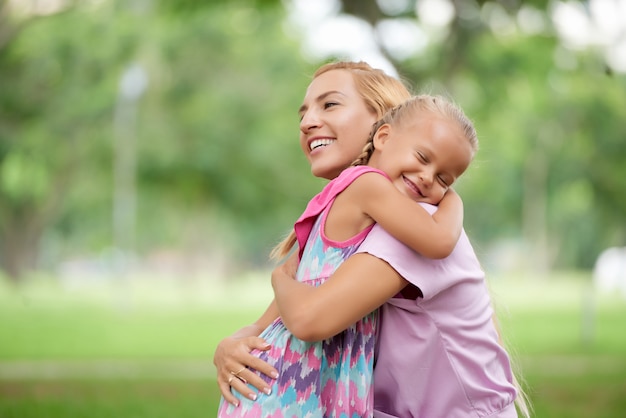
[244,337,278,382]
[229,337,277,397]
[218,373,241,406]
[214,336,278,404]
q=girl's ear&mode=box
[373,124,391,150]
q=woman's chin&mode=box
[309,162,337,180]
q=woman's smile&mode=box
[309,138,336,152]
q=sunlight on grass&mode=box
[0,270,275,311]
[1,271,625,417]
[0,272,274,361]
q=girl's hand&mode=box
[213,327,278,405]
[438,187,462,209]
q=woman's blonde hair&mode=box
[314,61,412,119]
[269,61,411,260]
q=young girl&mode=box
[217,94,477,417]
[272,100,529,416]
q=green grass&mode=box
[0,272,625,417]
[0,274,272,359]
[0,380,221,418]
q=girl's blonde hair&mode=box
[350,94,478,167]
[269,61,411,260]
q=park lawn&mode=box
[0,273,625,417]
[0,274,271,359]
[0,379,221,418]
[526,367,626,418]
[1,368,625,418]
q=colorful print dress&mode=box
[217,166,386,418]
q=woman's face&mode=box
[299,70,378,180]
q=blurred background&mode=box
[0,0,625,417]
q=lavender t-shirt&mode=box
[356,203,518,418]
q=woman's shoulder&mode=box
[356,222,443,277]
[356,222,481,297]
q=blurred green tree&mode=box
[328,0,626,272]
[0,0,319,280]
[0,1,121,279]
[0,0,624,281]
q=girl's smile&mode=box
[369,115,473,205]
[401,175,423,199]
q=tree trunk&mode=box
[0,209,44,282]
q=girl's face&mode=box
[299,70,378,180]
[371,114,473,205]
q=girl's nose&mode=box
[419,171,434,187]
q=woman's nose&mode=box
[300,110,321,132]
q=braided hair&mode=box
[271,94,478,260]
[350,94,478,168]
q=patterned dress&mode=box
[217,166,384,418]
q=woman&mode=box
[270,94,527,417]
[213,62,530,417]
[218,94,473,417]
[213,61,412,406]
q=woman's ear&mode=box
[373,124,391,150]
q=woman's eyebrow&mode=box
[298,91,346,115]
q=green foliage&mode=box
[0,0,624,278]
[130,3,323,261]
[437,32,626,269]
[0,5,124,276]
[0,1,325,277]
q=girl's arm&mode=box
[353,172,463,259]
[214,251,300,404]
[272,252,407,342]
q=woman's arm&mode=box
[213,251,299,404]
[272,252,407,342]
[353,172,463,259]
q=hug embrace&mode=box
[214,61,531,418]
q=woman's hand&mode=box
[213,327,278,405]
[214,254,295,405]
[275,250,299,279]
